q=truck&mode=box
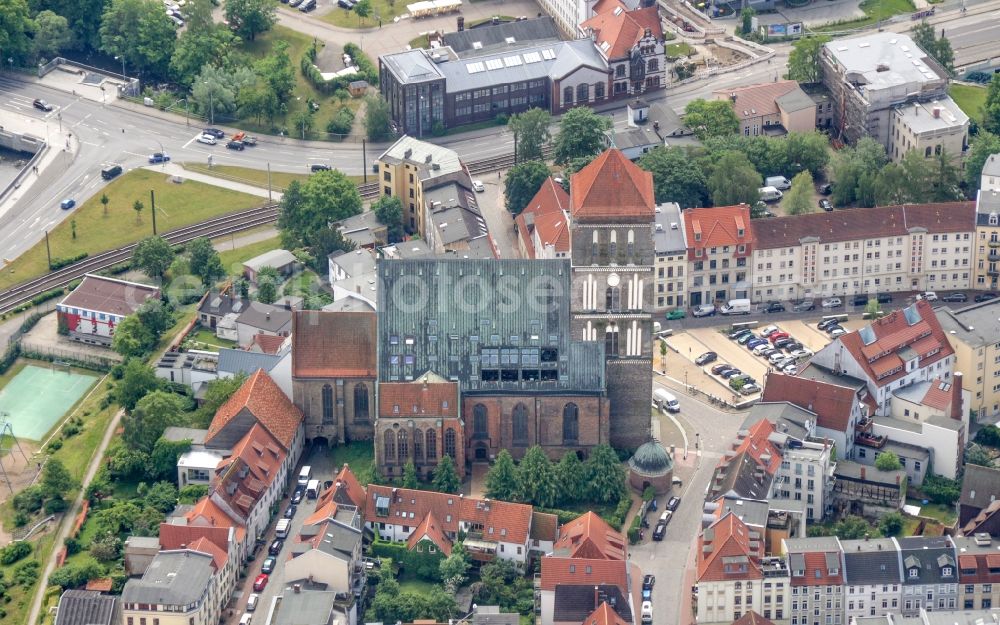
[758,186,783,202]
[720,299,752,315]
[305,479,320,499]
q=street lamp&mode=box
[115,54,126,81]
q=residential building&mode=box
[538,557,640,625]
[159,496,247,566]
[706,419,782,503]
[958,464,1000,527]
[888,98,969,163]
[960,501,1000,537]
[197,292,247,331]
[580,0,666,97]
[235,302,292,347]
[552,511,626,560]
[607,98,696,160]
[713,81,817,137]
[264,587,355,625]
[535,0,587,37]
[243,248,298,284]
[55,590,117,625]
[209,421,287,536]
[569,149,656,449]
[894,536,958,616]
[205,368,304,461]
[783,536,845,625]
[423,175,497,258]
[653,202,687,310]
[375,376,464,479]
[810,300,956,415]
[291,310,377,444]
[830,461,905,517]
[328,248,378,309]
[583,602,631,625]
[981,153,1000,192]
[938,295,1000,418]
[335,210,389,249]
[683,204,753,306]
[285,502,364,595]
[771,438,835,522]
[819,32,950,152]
[122,549,221,625]
[853,435,930,485]
[515,178,571,260]
[155,349,220,393]
[856,608,1000,625]
[973,188,1000,290]
[750,203,976,302]
[163,427,221,488]
[56,274,159,346]
[374,136,465,235]
[841,538,902,622]
[955,533,1000,610]
[123,535,160,576]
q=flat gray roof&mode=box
[244,249,296,272]
[776,88,816,113]
[654,203,686,254]
[784,536,842,553]
[442,17,561,55]
[271,590,338,625]
[381,49,445,84]
[938,298,1000,348]
[823,32,946,92]
[162,426,208,445]
[894,96,968,135]
[122,550,214,607]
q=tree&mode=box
[787,36,831,84]
[830,137,887,206]
[123,390,185,453]
[112,315,156,359]
[432,455,461,494]
[327,105,355,136]
[964,132,1000,193]
[517,446,557,507]
[0,0,34,66]
[255,40,295,102]
[364,95,393,141]
[169,12,237,85]
[684,99,740,140]
[256,266,280,304]
[485,449,519,502]
[149,438,192,482]
[926,149,963,202]
[279,172,363,248]
[875,451,903,471]
[187,237,225,286]
[179,484,209,504]
[100,193,110,216]
[145,481,179,512]
[976,424,1000,447]
[834,515,873,540]
[964,445,994,468]
[553,107,611,164]
[911,21,953,75]
[637,146,708,208]
[100,0,177,78]
[985,75,1000,136]
[898,150,935,202]
[781,170,813,215]
[354,0,372,24]
[555,451,586,505]
[921,474,961,504]
[33,10,73,59]
[783,131,831,176]
[42,458,75,498]
[189,373,245,427]
[874,163,909,206]
[504,161,551,215]
[306,227,356,274]
[292,110,314,139]
[708,151,761,207]
[224,0,276,41]
[878,511,904,537]
[372,195,405,243]
[37,0,105,52]
[439,542,470,593]
[402,461,419,489]
[508,108,551,162]
[89,533,123,561]
[116,359,160,412]
[132,236,173,280]
[740,6,754,34]
[585,444,626,504]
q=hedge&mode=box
[369,536,443,581]
[299,44,376,95]
[18,310,46,334]
[50,252,88,271]
[32,287,66,307]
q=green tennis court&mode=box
[0,365,98,441]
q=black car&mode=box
[33,98,53,112]
[793,300,816,312]
[695,351,717,366]
[941,293,968,302]
[852,294,870,306]
[642,574,656,591]
[774,338,795,349]
[720,368,742,379]
[226,140,245,150]
[666,496,681,511]
[763,301,785,313]
[783,341,803,352]
[291,487,304,504]
[203,127,226,138]
[311,163,332,172]
[284,504,297,519]
[101,164,123,180]
[975,292,998,302]
[824,324,844,334]
[819,199,833,211]
[729,328,752,340]
[877,293,893,304]
[268,539,284,556]
[711,363,733,375]
[652,522,667,541]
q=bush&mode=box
[18,311,45,334]
[343,43,378,83]
[62,423,80,438]
[48,253,88,271]
[44,496,68,515]
[13,560,40,587]
[31,286,67,306]
[326,106,355,136]
[12,486,45,515]
[46,439,63,451]
[64,537,81,556]
[921,474,961,505]
[0,542,32,565]
[13,511,28,527]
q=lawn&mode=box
[812,0,915,32]
[322,0,408,28]
[906,498,957,525]
[330,440,376,485]
[666,42,694,58]
[0,169,263,292]
[949,84,987,121]
[181,163,364,191]
[0,531,57,625]
[398,570,439,595]
[217,235,283,277]
[187,326,237,350]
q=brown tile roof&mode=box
[212,423,286,519]
[791,551,844,587]
[570,149,655,223]
[206,369,302,450]
[316,463,366,509]
[531,511,560,543]
[732,611,777,625]
[304,500,340,527]
[696,512,764,582]
[919,378,953,412]
[58,274,159,317]
[539,556,629,591]
[956,539,1000,583]
[583,601,631,625]
[516,178,570,259]
[407,511,453,555]
[714,80,802,120]
[169,498,246,543]
[365,485,534,545]
[249,333,286,355]
[187,536,228,571]
[581,5,662,59]
[85,578,113,592]
[961,500,1000,535]
[684,205,753,254]
[292,310,377,378]
[753,202,975,250]
[761,373,857,432]
[378,381,460,418]
[554,511,626,560]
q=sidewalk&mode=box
[0,110,79,222]
[153,163,281,201]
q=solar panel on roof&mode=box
[523,52,541,63]
[542,48,556,60]
[503,55,522,67]
[466,62,484,73]
[485,58,504,70]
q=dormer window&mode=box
[695,232,701,242]
[738,228,745,237]
[909,568,919,578]
[941,567,952,577]
[991,213,999,226]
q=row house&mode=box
[940,296,1000,419]
[896,536,958,616]
[958,464,1000,530]
[973,189,1000,293]
[842,538,903,622]
[684,204,753,306]
[955,533,1000,611]
[784,537,845,625]
[653,202,687,311]
[284,499,365,596]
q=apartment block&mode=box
[653,202,687,310]
[972,188,1000,290]
[888,98,969,163]
[784,537,845,625]
[842,538,902,622]
[895,536,958,616]
[684,204,753,306]
[955,533,1000,611]
[714,80,817,137]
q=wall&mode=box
[293,377,376,444]
[283,550,351,591]
[780,105,817,134]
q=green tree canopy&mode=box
[255,40,294,102]
[149,438,192,482]
[585,444,626,504]
[0,0,34,65]
[402,461,419,489]
[911,21,954,75]
[787,35,831,84]
[169,0,236,85]
[784,170,814,215]
[683,99,740,140]
[637,146,708,208]
[829,137,887,207]
[439,542,470,592]
[555,451,586,506]
[42,458,75,498]
[224,0,276,41]
[875,451,903,471]
[365,95,394,141]
[256,266,280,304]
[38,0,105,51]
[508,108,552,162]
[485,449,519,502]
[116,359,161,412]
[708,151,761,206]
[279,172,363,248]
[111,315,156,359]
[553,107,611,164]
[190,374,246,428]
[964,445,994,468]
[132,236,174,279]
[187,237,225,286]
[33,10,73,59]
[372,195,405,243]
[985,75,1000,136]
[100,0,177,78]
[504,161,551,215]
[123,390,186,453]
[878,512,904,537]
[517,446,557,507]
[432,455,461,494]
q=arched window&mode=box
[353,383,369,421]
[595,82,605,100]
[606,287,620,311]
[397,429,408,462]
[563,403,579,443]
[444,428,457,459]
[563,86,573,106]
[627,230,635,260]
[605,324,619,357]
[609,230,617,259]
[473,404,488,439]
[413,429,424,462]
[321,384,334,424]
[426,430,437,460]
[592,230,599,260]
[577,84,589,103]
[512,403,528,445]
[383,429,395,461]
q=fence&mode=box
[19,341,118,372]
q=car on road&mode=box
[695,351,717,365]
[793,300,816,312]
[852,294,870,307]
[762,301,785,313]
[720,368,742,379]
[148,152,170,164]
[261,557,276,574]
[941,293,968,302]
[729,327,752,340]
[821,297,842,308]
[471,180,485,192]
[652,522,667,541]
[291,487,304,503]
[830,327,847,337]
[203,127,225,138]
[819,199,833,211]
[818,183,832,195]
[643,574,656,591]
[197,133,217,145]
[641,601,653,625]
[975,292,998,302]
[60,198,76,210]
[711,363,733,375]
[33,98,53,112]
[253,574,269,591]
[310,163,332,172]
[284,504,297,519]
[666,497,680,511]
[226,140,245,150]
[665,308,686,320]
[268,539,283,556]
[101,163,123,180]
[790,348,813,359]
[692,304,716,317]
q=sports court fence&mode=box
[19,342,115,372]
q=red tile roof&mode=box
[291,310,377,378]
[378,381,460,418]
[554,511,626,560]
[792,552,844,587]
[58,274,159,317]
[539,557,629,591]
[732,611,777,625]
[920,378,954,412]
[956,548,1000,585]
[761,374,858,432]
[684,205,753,256]
[85,578,114,592]
[249,333,287,355]
[696,512,764,582]
[515,179,570,258]
[365,485,534,545]
[584,601,631,625]
[407,511,453,555]
[187,536,228,571]
[714,81,803,120]
[836,300,954,389]
[570,149,655,223]
[207,369,303,450]
[304,500,340,527]
[165,498,246,543]
[212,423,286,519]
[581,4,662,59]
[316,463,366,510]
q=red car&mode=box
[253,573,269,591]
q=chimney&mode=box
[294,584,301,593]
[860,467,866,480]
[896,474,901,485]
[933,107,941,118]
[951,372,963,420]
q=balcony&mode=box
[855,432,888,449]
[855,417,873,434]
[989,251,1000,262]
[989,269,1000,277]
[989,240,1000,248]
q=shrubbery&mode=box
[0,542,31,565]
[49,253,88,271]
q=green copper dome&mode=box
[629,440,673,476]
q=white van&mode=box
[246,594,260,612]
[306,479,320,499]
[276,518,291,538]
[641,601,653,625]
[298,466,311,486]
[653,389,680,413]
[765,175,792,190]
[721,299,752,315]
[239,614,253,625]
[759,186,783,202]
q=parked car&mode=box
[268,539,283,555]
[284,504,297,519]
[921,291,938,301]
[711,363,733,375]
[790,348,814,359]
[782,341,803,352]
[247,594,260,612]
[666,497,680,511]
[819,199,833,211]
[830,327,847,337]
[824,323,844,334]
[299,0,316,10]
[768,352,788,364]
[471,180,485,192]
[941,293,968,302]
[292,487,304,503]
[769,331,789,344]
[975,292,998,302]
[226,140,245,150]
[197,133,217,145]
[793,300,816,312]
[720,368,743,379]
[760,347,779,358]
[642,574,655,600]
[652,522,667,541]
[695,351,717,365]
[261,557,276,574]
[737,333,758,345]
[665,308,686,320]
[821,297,842,308]
[763,301,786,313]
[753,343,773,355]
[740,383,761,395]
[759,325,779,337]
[818,183,832,195]
[33,98,54,112]
[877,293,893,304]
[746,338,768,349]
[60,198,76,210]
[253,574,269,591]
[729,328,753,340]
[852,294,870,306]
[692,304,716,317]
[203,127,225,138]
[781,363,799,374]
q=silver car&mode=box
[692,304,716,317]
